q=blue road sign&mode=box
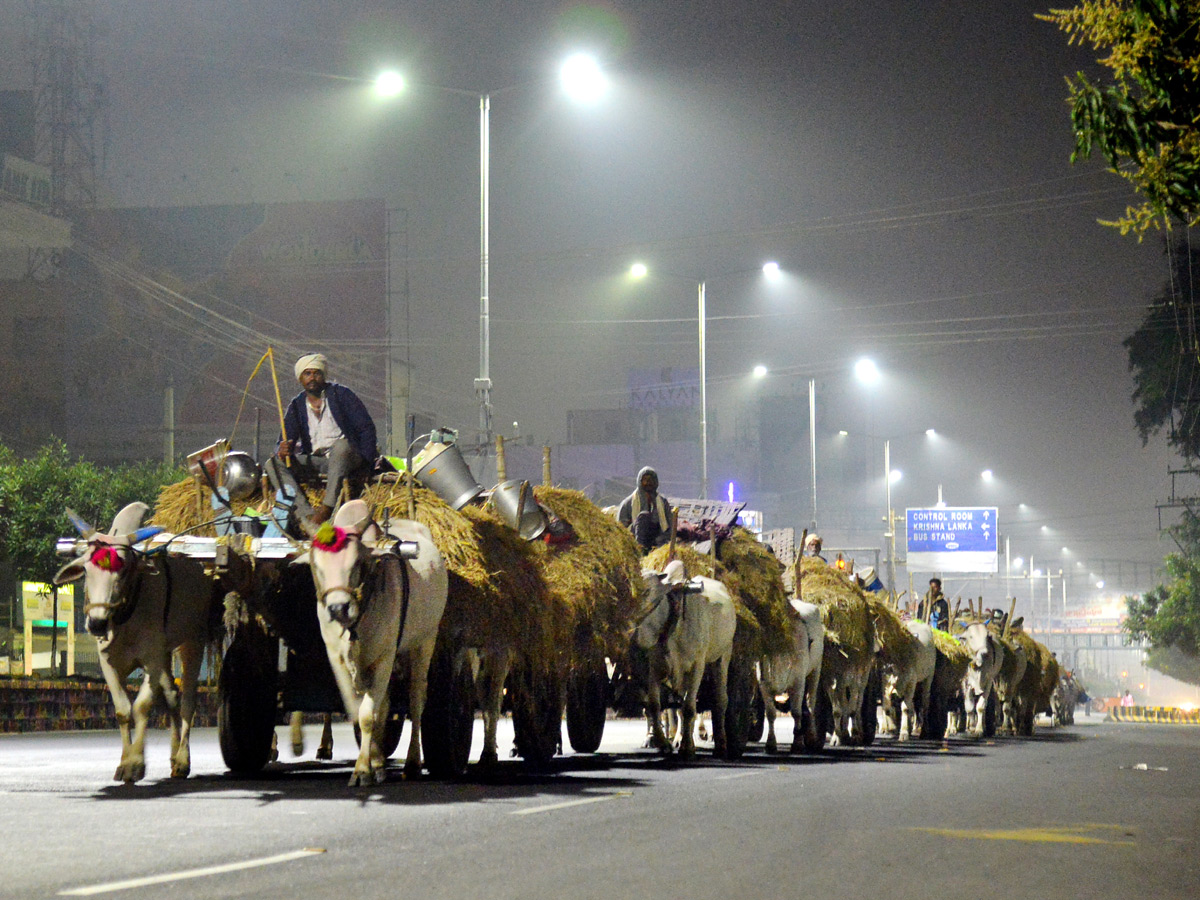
[906,507,998,573]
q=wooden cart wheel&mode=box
[565,656,608,754]
[510,663,563,768]
[218,622,278,774]
[856,664,882,747]
[722,655,757,760]
[422,646,475,778]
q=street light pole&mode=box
[475,93,493,450]
[809,377,817,530]
[884,438,896,595]
[698,280,708,500]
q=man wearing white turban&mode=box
[267,353,378,526]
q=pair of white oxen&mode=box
[54,500,448,787]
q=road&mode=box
[0,716,1195,900]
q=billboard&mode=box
[906,507,998,574]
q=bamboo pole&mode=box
[542,446,552,486]
[495,435,507,483]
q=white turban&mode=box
[295,353,327,381]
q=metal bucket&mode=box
[411,441,483,509]
[489,479,548,541]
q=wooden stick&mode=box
[495,435,507,483]
[667,508,679,562]
[542,446,552,486]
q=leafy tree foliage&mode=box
[1124,237,1200,457]
[0,440,184,584]
[1040,0,1200,235]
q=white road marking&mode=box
[58,849,326,896]
[511,791,632,815]
[714,771,764,781]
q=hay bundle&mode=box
[711,529,793,656]
[528,487,644,658]
[794,557,873,658]
[643,543,762,653]
[362,482,567,668]
[1013,630,1059,714]
[867,596,918,672]
[932,628,970,671]
[150,477,322,536]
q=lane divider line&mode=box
[59,848,326,896]
[511,791,632,815]
[715,771,765,781]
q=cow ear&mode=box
[53,558,87,586]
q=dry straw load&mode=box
[528,487,645,659]
[1010,628,1060,731]
[866,595,919,672]
[151,477,322,536]
[793,557,874,661]
[362,482,568,669]
[930,627,970,706]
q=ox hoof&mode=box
[348,769,383,787]
[480,748,498,766]
[789,741,804,754]
[403,762,422,779]
[170,762,191,779]
[316,747,333,761]
[765,738,779,754]
[292,742,305,756]
[114,762,145,784]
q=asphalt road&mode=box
[0,716,1195,900]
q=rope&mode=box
[227,347,290,466]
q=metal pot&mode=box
[489,479,547,541]
[411,441,484,509]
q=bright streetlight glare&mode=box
[925,428,936,437]
[889,469,902,484]
[854,357,880,385]
[981,468,994,482]
[560,53,607,103]
[629,261,648,279]
[1097,580,1105,589]
[752,364,768,378]
[838,429,849,436]
[1012,556,1024,569]
[1041,525,1050,533]
[762,261,781,281]
[374,70,405,98]
[1062,546,1070,554]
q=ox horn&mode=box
[65,508,96,540]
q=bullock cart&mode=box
[149,479,430,775]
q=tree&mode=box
[1040,0,1200,235]
[1124,237,1200,457]
[0,440,185,584]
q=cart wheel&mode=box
[565,657,608,754]
[353,709,406,759]
[218,623,278,774]
[856,664,881,747]
[926,689,949,741]
[510,664,563,768]
[722,655,757,760]
[984,690,998,737]
[750,688,766,744]
[423,647,475,778]
[816,682,834,744]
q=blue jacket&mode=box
[280,382,377,464]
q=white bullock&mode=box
[881,620,936,741]
[53,502,218,783]
[636,560,737,758]
[305,500,448,785]
[960,622,1005,738]
[758,599,825,753]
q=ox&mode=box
[53,502,218,783]
[304,500,448,785]
[959,621,1005,738]
[993,637,1028,735]
[758,599,825,753]
[881,620,936,742]
[636,560,737,758]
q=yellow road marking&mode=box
[911,824,1135,846]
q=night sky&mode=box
[0,1,1178,601]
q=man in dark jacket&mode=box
[618,466,672,553]
[268,352,377,526]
